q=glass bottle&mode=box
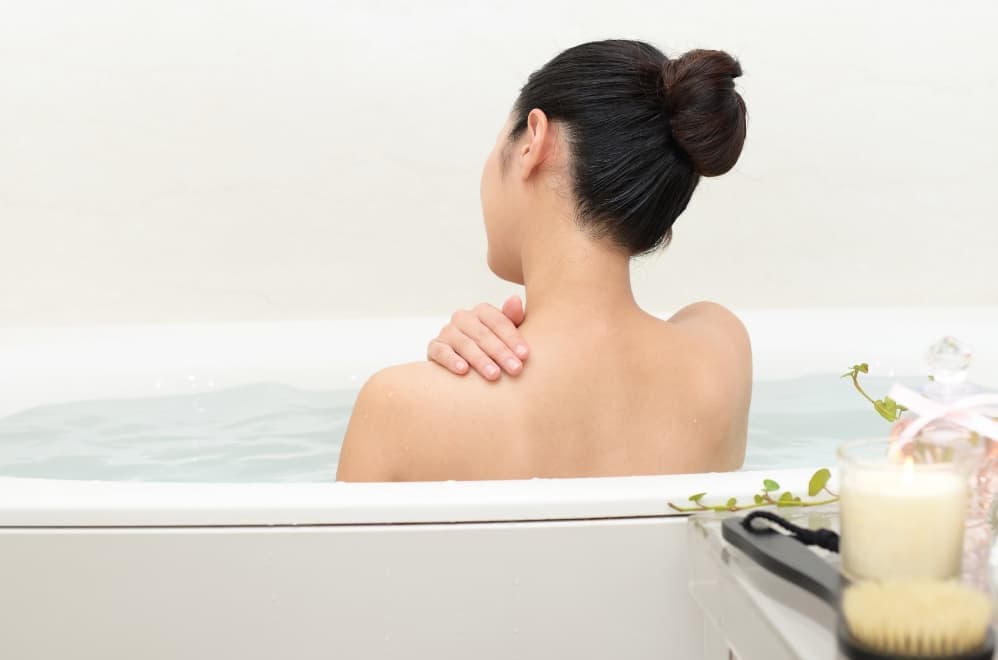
[920,337,996,590]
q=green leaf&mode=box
[841,363,870,378]
[763,479,780,492]
[688,492,706,503]
[779,491,794,503]
[877,397,907,418]
[725,497,737,508]
[808,468,831,497]
[882,398,898,416]
[753,494,764,505]
[873,399,899,423]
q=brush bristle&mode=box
[842,579,992,657]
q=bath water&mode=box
[0,375,918,482]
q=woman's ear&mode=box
[519,108,552,180]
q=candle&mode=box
[839,440,971,581]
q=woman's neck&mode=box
[517,207,639,329]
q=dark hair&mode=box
[509,40,746,255]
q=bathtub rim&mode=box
[0,466,828,527]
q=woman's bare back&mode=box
[337,302,751,481]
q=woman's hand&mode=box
[427,296,529,381]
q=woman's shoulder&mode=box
[361,361,496,408]
[336,362,497,481]
[659,300,753,398]
[668,301,749,341]
[665,301,751,363]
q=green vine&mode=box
[668,468,838,513]
[841,362,908,423]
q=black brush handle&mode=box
[721,516,843,606]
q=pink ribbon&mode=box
[887,384,998,446]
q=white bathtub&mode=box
[1,307,996,660]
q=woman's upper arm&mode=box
[336,372,399,482]
[670,301,753,401]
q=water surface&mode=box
[0,375,916,481]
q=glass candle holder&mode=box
[839,438,973,581]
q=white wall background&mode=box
[2,0,996,325]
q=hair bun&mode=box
[662,49,747,177]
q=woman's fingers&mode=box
[427,339,470,375]
[475,302,529,360]
[442,324,504,380]
[462,316,523,376]
[427,300,531,380]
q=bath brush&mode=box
[721,515,993,659]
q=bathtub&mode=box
[1,307,996,660]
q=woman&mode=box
[337,40,751,481]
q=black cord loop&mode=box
[741,510,840,554]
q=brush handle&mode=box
[721,516,843,606]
